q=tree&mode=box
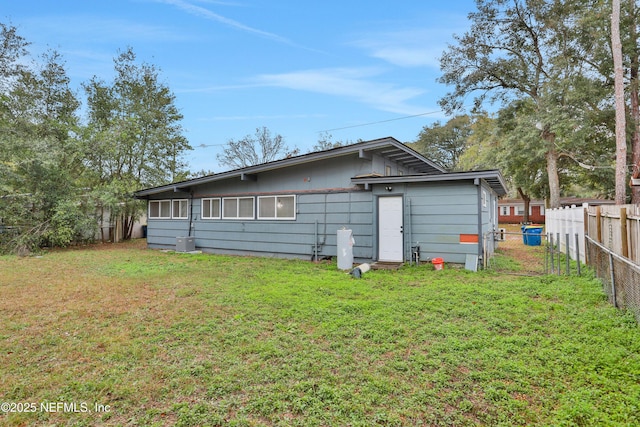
[217,126,298,169]
[83,47,191,240]
[412,115,472,170]
[623,1,640,201]
[612,0,627,204]
[1,40,92,253]
[310,132,344,152]
[439,0,613,208]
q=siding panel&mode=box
[148,191,374,261]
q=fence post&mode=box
[549,233,554,274]
[575,233,581,276]
[565,233,570,275]
[556,233,561,275]
[609,252,617,308]
[596,206,602,243]
[621,208,628,259]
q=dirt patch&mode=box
[494,224,547,274]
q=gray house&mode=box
[134,137,507,265]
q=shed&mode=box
[134,137,507,265]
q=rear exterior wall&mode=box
[399,182,481,264]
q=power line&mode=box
[318,110,443,133]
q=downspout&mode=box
[188,191,194,237]
[407,197,413,263]
[314,220,318,262]
[313,194,328,259]
[474,178,483,261]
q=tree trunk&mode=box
[629,1,640,201]
[517,187,531,223]
[545,136,561,209]
[612,0,627,204]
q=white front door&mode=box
[378,196,403,262]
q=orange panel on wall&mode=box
[459,234,479,244]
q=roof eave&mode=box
[134,137,447,198]
[351,170,508,196]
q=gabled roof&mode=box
[351,170,508,196]
[135,137,446,198]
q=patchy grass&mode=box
[1,240,639,426]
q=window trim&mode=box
[149,200,171,219]
[222,196,255,220]
[172,199,189,219]
[257,195,296,220]
[201,197,221,219]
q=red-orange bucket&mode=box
[431,257,444,270]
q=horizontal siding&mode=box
[145,179,500,265]
[405,182,479,264]
[147,191,374,261]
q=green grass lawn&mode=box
[1,241,639,426]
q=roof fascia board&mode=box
[351,170,508,195]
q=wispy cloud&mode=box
[154,0,295,46]
[251,67,428,116]
[350,28,454,68]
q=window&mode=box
[222,197,254,219]
[258,195,296,220]
[516,205,525,215]
[201,198,221,219]
[149,200,171,219]
[499,206,510,216]
[172,199,189,219]
[540,205,545,216]
[482,189,488,207]
[385,165,392,176]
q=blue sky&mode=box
[3,0,477,173]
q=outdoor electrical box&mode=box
[176,236,195,252]
[337,228,355,270]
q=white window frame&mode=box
[222,197,255,220]
[149,200,171,219]
[516,205,525,216]
[499,206,510,216]
[257,195,296,220]
[172,199,189,219]
[482,189,488,207]
[201,198,221,219]
[540,205,545,216]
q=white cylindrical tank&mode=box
[337,228,354,270]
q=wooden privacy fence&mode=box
[586,204,640,265]
[546,203,640,265]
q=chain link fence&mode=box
[586,235,640,323]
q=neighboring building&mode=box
[134,137,507,265]
[498,198,616,224]
[498,199,546,224]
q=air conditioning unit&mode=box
[176,236,195,252]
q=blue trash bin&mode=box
[523,226,543,246]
